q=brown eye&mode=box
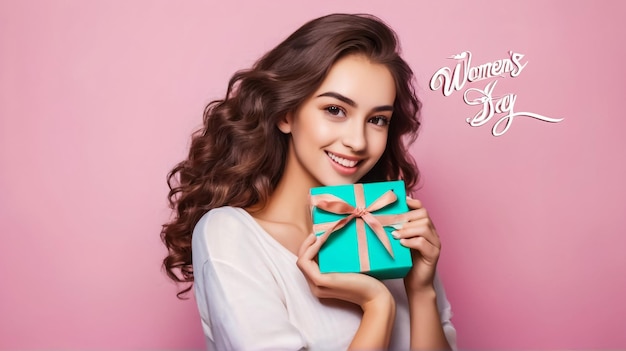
[325,105,346,117]
[369,116,390,126]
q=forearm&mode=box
[349,293,396,350]
[407,286,451,350]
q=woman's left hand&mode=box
[394,197,441,293]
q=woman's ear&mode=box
[277,112,293,134]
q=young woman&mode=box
[162,13,456,350]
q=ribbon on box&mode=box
[310,183,410,272]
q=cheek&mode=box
[371,132,389,156]
[301,118,335,142]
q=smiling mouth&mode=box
[326,151,361,168]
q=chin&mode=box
[311,163,376,187]
[315,174,366,187]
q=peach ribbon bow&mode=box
[310,184,409,272]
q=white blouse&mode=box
[192,206,457,350]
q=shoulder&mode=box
[192,206,264,264]
[193,207,253,242]
[196,206,249,228]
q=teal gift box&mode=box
[309,180,413,280]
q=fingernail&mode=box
[391,231,400,239]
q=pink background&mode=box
[1,1,625,349]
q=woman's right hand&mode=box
[296,233,392,307]
[297,233,396,349]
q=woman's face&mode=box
[278,54,396,188]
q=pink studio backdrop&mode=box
[1,1,625,349]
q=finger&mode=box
[297,233,318,257]
[393,219,440,247]
[406,196,422,210]
[406,207,429,221]
[299,236,326,262]
[296,238,323,282]
[395,232,440,252]
[400,236,440,263]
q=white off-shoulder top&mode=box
[191,206,457,350]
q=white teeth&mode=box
[327,152,358,168]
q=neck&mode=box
[252,144,319,233]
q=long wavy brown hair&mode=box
[162,13,422,298]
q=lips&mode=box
[326,151,360,168]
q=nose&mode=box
[341,121,367,152]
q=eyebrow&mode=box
[316,92,394,113]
